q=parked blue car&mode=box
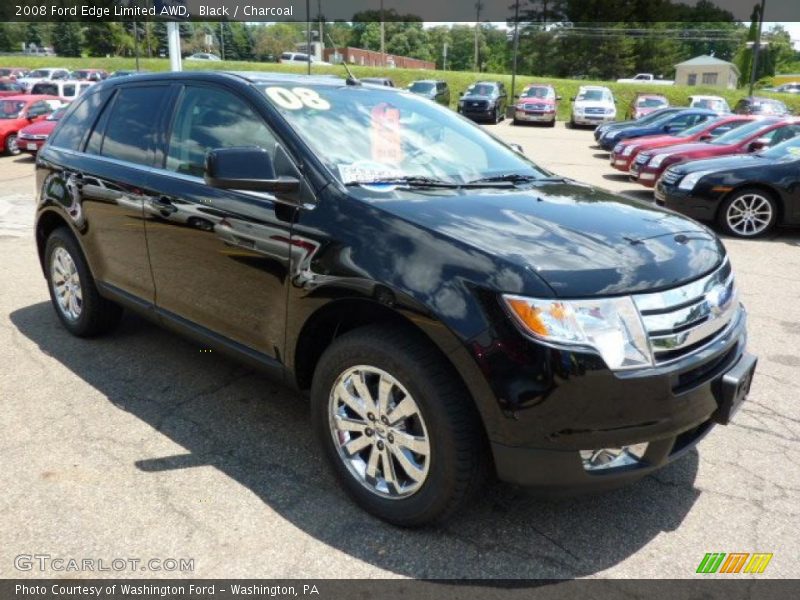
[599,108,718,150]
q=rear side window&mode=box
[100,85,170,166]
[165,85,277,177]
[33,83,58,96]
[49,89,111,151]
[63,83,76,97]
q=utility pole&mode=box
[306,0,312,74]
[318,0,324,59]
[748,0,767,96]
[219,22,225,60]
[474,2,483,72]
[167,21,181,72]
[133,21,140,72]
[380,0,386,67]
[510,0,520,102]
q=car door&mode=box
[143,82,294,362]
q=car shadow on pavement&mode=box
[11,302,702,579]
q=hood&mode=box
[575,100,613,108]
[518,97,555,106]
[622,134,677,148]
[668,153,768,175]
[20,119,57,135]
[356,182,724,297]
[647,141,732,158]
[0,117,26,133]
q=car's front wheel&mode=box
[311,325,487,527]
[4,133,19,155]
[718,188,778,238]
[45,227,123,336]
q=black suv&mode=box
[35,72,755,526]
[458,81,508,123]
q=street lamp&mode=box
[748,0,767,96]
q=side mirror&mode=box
[663,125,672,132]
[570,96,575,101]
[556,95,562,101]
[699,134,712,141]
[514,94,519,99]
[205,147,300,195]
[748,138,770,151]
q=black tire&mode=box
[568,118,575,129]
[716,188,778,238]
[44,227,123,337]
[5,133,19,155]
[512,118,520,126]
[548,118,557,128]
[311,325,488,527]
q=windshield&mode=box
[27,70,50,78]
[522,87,553,99]
[637,97,667,107]
[261,84,548,185]
[466,84,496,97]
[576,90,605,102]
[409,82,434,93]
[692,98,727,111]
[710,119,779,145]
[47,106,67,121]
[0,99,26,119]
[760,135,800,161]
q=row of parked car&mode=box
[589,106,800,238]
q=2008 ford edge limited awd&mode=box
[34,72,756,526]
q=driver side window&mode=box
[166,85,278,178]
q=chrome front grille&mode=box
[585,107,606,115]
[633,259,739,364]
[635,153,650,165]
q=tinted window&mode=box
[166,85,277,177]
[100,86,170,166]
[63,83,76,97]
[50,90,112,151]
[32,83,58,96]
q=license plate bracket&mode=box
[712,353,757,425]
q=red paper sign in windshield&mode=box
[370,104,403,164]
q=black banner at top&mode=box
[2,0,800,23]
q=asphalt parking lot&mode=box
[1,121,799,579]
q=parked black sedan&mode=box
[457,81,508,123]
[655,133,800,237]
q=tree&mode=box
[51,22,83,57]
[252,23,303,62]
[25,23,44,49]
[0,24,13,52]
[84,23,125,57]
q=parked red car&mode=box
[630,117,800,187]
[610,115,753,172]
[627,93,669,119]
[0,78,25,97]
[0,68,28,80]
[0,95,64,155]
[513,84,560,126]
[18,105,67,155]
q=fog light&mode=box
[580,443,648,471]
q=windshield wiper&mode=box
[465,173,541,186]
[345,176,461,189]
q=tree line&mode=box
[0,11,797,84]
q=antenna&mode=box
[326,33,360,86]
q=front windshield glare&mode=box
[760,136,800,160]
[711,119,779,145]
[261,84,548,185]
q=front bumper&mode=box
[573,114,615,126]
[461,107,495,121]
[19,137,46,153]
[487,303,751,491]
[629,161,662,187]
[610,151,633,171]
[515,110,556,123]
[655,182,725,221]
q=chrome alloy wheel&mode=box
[329,366,431,499]
[726,193,773,236]
[50,247,83,321]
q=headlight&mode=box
[623,145,637,156]
[649,154,668,167]
[613,143,623,154]
[605,108,616,115]
[677,170,715,191]
[574,107,584,115]
[503,295,652,370]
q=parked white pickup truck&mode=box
[616,73,674,85]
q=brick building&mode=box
[323,47,435,70]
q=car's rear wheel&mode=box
[311,325,487,527]
[45,227,123,336]
[718,188,778,238]
[4,133,19,155]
